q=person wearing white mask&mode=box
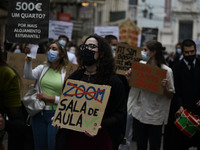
[24,41,69,150]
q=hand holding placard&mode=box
[52,79,111,135]
[129,62,167,95]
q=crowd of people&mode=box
[0,34,200,150]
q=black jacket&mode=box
[172,58,200,116]
[55,70,127,150]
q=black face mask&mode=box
[184,55,196,63]
[81,48,96,66]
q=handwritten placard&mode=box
[129,62,167,95]
[52,79,111,135]
[6,0,49,43]
[119,19,141,47]
[7,53,46,97]
[115,43,142,75]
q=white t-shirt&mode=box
[67,52,77,64]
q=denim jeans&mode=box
[118,115,133,150]
[32,110,58,150]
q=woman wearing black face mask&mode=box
[55,34,127,150]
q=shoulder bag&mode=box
[23,87,45,117]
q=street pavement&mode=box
[2,132,198,150]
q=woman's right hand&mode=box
[125,68,132,81]
[24,45,30,55]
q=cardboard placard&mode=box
[52,79,111,135]
[140,27,158,48]
[6,0,49,44]
[7,53,46,97]
[119,19,141,47]
[65,63,78,80]
[129,62,167,95]
[115,43,142,75]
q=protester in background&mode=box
[165,39,200,150]
[105,35,118,57]
[167,42,182,68]
[119,48,149,150]
[10,43,22,53]
[125,40,175,150]
[68,44,78,64]
[104,36,130,149]
[24,40,69,150]
[0,49,25,150]
[58,35,77,64]
[55,34,127,150]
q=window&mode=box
[179,21,193,42]
[129,0,138,5]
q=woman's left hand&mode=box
[161,78,168,89]
[84,126,102,137]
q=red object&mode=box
[174,109,200,137]
[58,13,71,22]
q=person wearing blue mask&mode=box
[126,40,175,150]
[105,35,118,57]
[58,35,77,64]
[58,35,68,48]
[167,42,182,68]
[24,41,69,150]
[10,43,22,53]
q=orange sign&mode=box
[119,19,141,47]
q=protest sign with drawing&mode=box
[115,43,142,75]
[52,79,111,135]
[129,62,167,95]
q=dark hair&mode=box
[175,42,181,48]
[46,40,69,72]
[79,34,115,84]
[58,35,69,43]
[181,39,196,52]
[104,35,118,44]
[146,40,167,67]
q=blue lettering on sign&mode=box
[63,82,106,103]
[85,86,96,101]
